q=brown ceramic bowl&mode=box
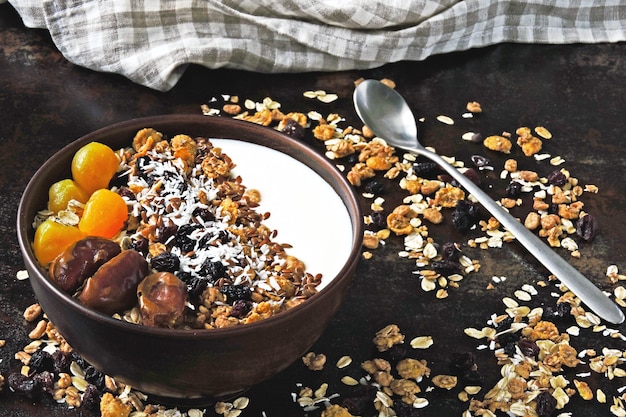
[17,115,363,401]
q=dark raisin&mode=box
[199,259,228,281]
[28,349,53,372]
[430,260,462,276]
[7,373,38,398]
[341,397,369,416]
[517,339,540,358]
[494,316,513,333]
[576,214,598,242]
[547,170,567,187]
[84,365,105,390]
[220,284,252,303]
[547,203,559,215]
[451,209,474,232]
[192,207,215,222]
[370,211,387,228]
[413,161,439,176]
[280,118,305,139]
[230,299,253,318]
[33,371,55,394]
[536,391,557,417]
[503,341,517,357]
[150,252,180,273]
[383,344,408,363]
[175,224,201,252]
[364,179,386,195]
[456,200,480,219]
[497,331,520,347]
[131,237,150,255]
[543,302,572,321]
[471,155,490,168]
[505,181,522,198]
[51,350,72,374]
[186,276,209,301]
[82,384,101,410]
[441,242,461,262]
[70,352,88,369]
[157,221,178,243]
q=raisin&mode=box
[33,371,55,395]
[505,181,522,198]
[220,284,252,303]
[157,221,178,243]
[7,373,38,398]
[547,170,567,187]
[198,259,228,281]
[543,302,572,321]
[150,251,180,273]
[52,350,72,374]
[82,384,101,410]
[471,155,490,168]
[370,211,387,228]
[457,200,480,219]
[230,299,253,318]
[576,214,598,242]
[394,400,421,417]
[280,118,305,139]
[84,365,105,390]
[441,242,461,261]
[192,206,215,222]
[547,203,559,215]
[517,339,540,359]
[497,331,520,347]
[364,179,386,195]
[494,316,513,333]
[117,186,135,200]
[536,391,557,417]
[430,260,462,276]
[451,210,473,232]
[175,224,201,252]
[131,237,150,255]
[503,341,517,357]
[28,349,53,373]
[190,278,209,302]
[413,161,440,176]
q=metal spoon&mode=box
[353,79,624,324]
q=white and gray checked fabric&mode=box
[9,0,626,91]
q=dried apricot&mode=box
[78,189,128,238]
[48,179,90,213]
[71,142,119,194]
[33,219,85,265]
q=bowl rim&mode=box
[17,114,363,339]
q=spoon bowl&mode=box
[354,79,624,325]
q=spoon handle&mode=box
[413,147,624,324]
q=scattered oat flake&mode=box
[535,126,552,139]
[336,355,352,369]
[437,115,454,125]
[16,270,29,280]
[410,336,434,349]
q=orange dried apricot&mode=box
[33,219,85,265]
[48,179,90,213]
[71,142,119,194]
[78,189,128,238]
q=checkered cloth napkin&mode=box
[10,0,626,91]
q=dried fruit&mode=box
[33,219,85,265]
[78,189,128,238]
[71,142,119,194]
[137,272,187,328]
[48,237,121,293]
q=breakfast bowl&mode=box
[16,114,363,401]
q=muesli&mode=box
[36,128,321,329]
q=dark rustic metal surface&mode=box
[1,3,625,416]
